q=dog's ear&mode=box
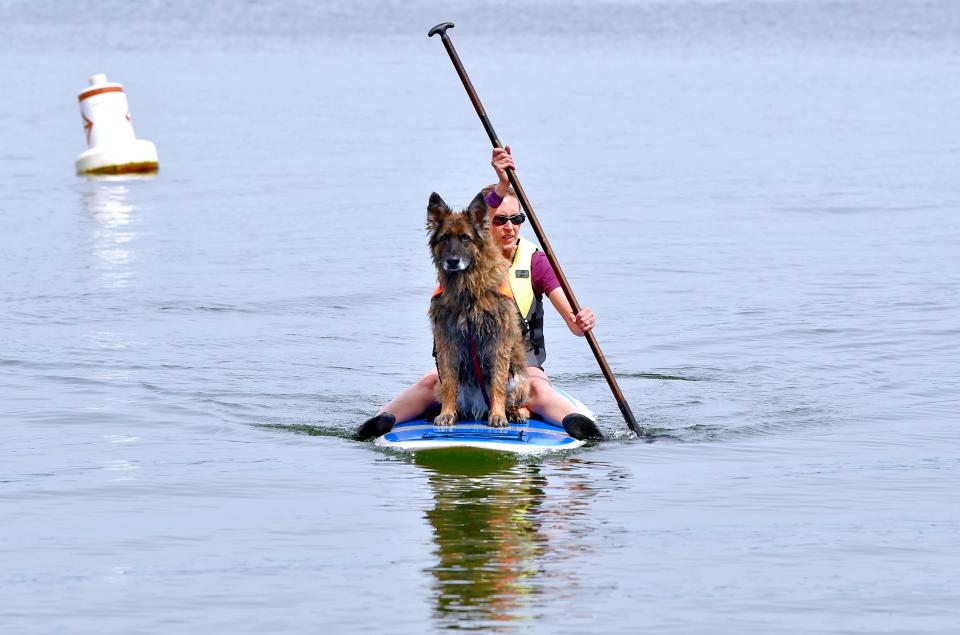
[467,191,488,232]
[427,192,449,233]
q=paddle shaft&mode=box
[428,23,643,437]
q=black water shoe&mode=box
[355,413,396,440]
[561,414,603,441]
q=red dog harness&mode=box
[430,278,514,300]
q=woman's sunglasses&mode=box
[492,213,526,226]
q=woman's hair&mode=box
[480,183,517,199]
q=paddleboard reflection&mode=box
[415,452,600,630]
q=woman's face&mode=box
[488,196,522,252]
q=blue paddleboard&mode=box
[375,416,585,454]
[375,387,594,454]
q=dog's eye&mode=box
[459,234,470,243]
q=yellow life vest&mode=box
[508,237,547,367]
[508,236,538,318]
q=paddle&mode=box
[429,22,644,437]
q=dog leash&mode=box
[432,295,493,410]
[466,316,492,409]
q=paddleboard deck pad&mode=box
[375,416,585,454]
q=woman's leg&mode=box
[380,370,439,423]
[525,367,602,440]
[525,367,578,422]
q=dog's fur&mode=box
[427,192,529,427]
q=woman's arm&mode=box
[546,287,595,337]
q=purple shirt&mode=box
[531,250,560,298]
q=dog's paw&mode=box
[487,414,509,428]
[433,413,457,427]
[508,407,530,423]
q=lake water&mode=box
[2,1,958,632]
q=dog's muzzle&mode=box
[443,258,469,272]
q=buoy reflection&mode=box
[82,181,138,288]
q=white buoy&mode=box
[75,73,158,175]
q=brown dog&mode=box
[427,192,530,427]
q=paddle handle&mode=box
[429,23,644,437]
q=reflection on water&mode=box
[80,179,142,289]
[416,452,597,631]
[75,181,145,457]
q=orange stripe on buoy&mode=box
[78,86,124,101]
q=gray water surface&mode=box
[2,1,959,633]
